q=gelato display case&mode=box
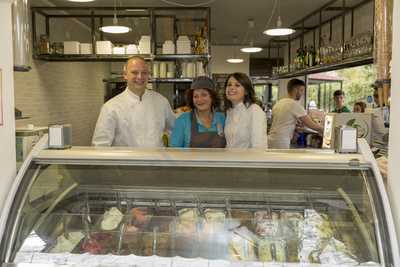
[0,139,398,267]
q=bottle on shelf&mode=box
[295,48,301,70]
[304,46,309,67]
[299,47,305,69]
[308,46,315,67]
[202,21,209,54]
[194,30,203,54]
[194,22,209,55]
[39,34,50,55]
[315,48,320,65]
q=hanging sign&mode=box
[0,69,3,126]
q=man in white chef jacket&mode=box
[92,56,175,147]
[268,79,324,149]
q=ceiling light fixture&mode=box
[227,36,244,64]
[227,58,244,63]
[264,16,295,36]
[67,0,96,2]
[263,0,295,37]
[241,19,263,53]
[99,0,131,34]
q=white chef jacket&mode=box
[268,98,307,149]
[225,102,268,149]
[92,88,175,147]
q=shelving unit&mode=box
[270,55,373,79]
[33,54,153,62]
[267,0,374,79]
[103,78,193,83]
[31,6,211,107]
[30,6,211,79]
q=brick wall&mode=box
[14,60,110,145]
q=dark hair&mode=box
[333,90,345,97]
[354,101,366,112]
[287,78,306,93]
[186,87,220,111]
[224,72,257,109]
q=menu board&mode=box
[0,69,3,126]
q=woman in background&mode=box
[353,101,366,113]
[224,72,267,149]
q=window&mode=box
[307,65,376,112]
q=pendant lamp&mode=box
[67,0,96,2]
[264,16,295,36]
[227,36,244,63]
[263,0,295,37]
[99,0,131,34]
[241,19,263,53]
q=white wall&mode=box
[0,0,16,219]
[14,61,109,145]
[388,0,400,245]
[13,6,110,146]
[210,45,250,74]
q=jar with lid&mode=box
[39,35,50,54]
[52,42,64,55]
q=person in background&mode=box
[353,101,366,113]
[170,76,226,148]
[332,90,351,113]
[92,56,175,147]
[370,84,388,148]
[268,79,324,149]
[224,72,267,149]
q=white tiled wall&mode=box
[14,60,110,145]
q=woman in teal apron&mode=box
[170,76,226,148]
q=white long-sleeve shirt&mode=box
[92,88,175,147]
[225,102,268,149]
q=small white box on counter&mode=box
[79,43,92,54]
[63,41,80,54]
[96,41,113,54]
[48,124,72,149]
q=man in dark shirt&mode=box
[332,90,351,113]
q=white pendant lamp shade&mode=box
[100,0,131,34]
[67,0,96,2]
[100,16,131,34]
[240,20,263,53]
[264,16,295,36]
[100,25,131,34]
[241,41,262,53]
[227,58,244,63]
[241,47,263,53]
[227,37,244,64]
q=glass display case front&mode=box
[0,149,394,267]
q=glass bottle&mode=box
[304,46,309,67]
[39,34,50,55]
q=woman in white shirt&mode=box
[224,72,267,149]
